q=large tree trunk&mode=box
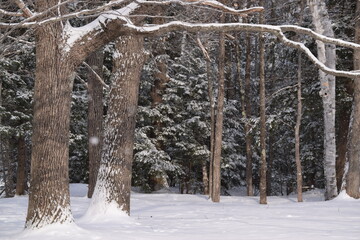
[89,35,145,215]
[259,0,267,205]
[26,21,74,229]
[308,0,338,200]
[346,0,360,199]
[15,135,26,196]
[87,50,104,198]
[211,25,226,203]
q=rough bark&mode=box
[346,0,360,199]
[15,135,26,196]
[90,35,145,215]
[308,0,338,200]
[211,26,226,203]
[259,0,267,204]
[26,8,74,227]
[87,50,104,199]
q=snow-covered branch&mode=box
[280,25,360,50]
[0,0,134,28]
[135,0,263,16]
[120,21,360,78]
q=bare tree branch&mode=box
[14,0,34,17]
[82,61,109,90]
[196,37,211,61]
[0,8,23,17]
[135,0,263,16]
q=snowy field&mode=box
[0,184,359,240]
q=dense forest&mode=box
[0,0,359,231]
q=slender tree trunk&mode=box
[0,78,3,196]
[202,40,215,198]
[87,50,104,198]
[346,0,360,199]
[202,160,209,195]
[244,31,254,197]
[295,0,305,203]
[211,23,226,203]
[336,80,352,192]
[308,0,338,200]
[16,135,26,196]
[259,0,267,204]
[295,54,304,202]
[4,139,14,198]
[26,21,74,228]
[89,35,146,215]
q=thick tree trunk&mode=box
[346,0,360,199]
[26,31,74,229]
[16,135,26,196]
[212,27,226,203]
[87,50,104,198]
[89,35,145,215]
[259,1,267,204]
[308,0,338,200]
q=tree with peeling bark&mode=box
[308,0,338,200]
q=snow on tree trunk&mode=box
[308,0,338,200]
[346,0,360,199]
[88,35,146,216]
[26,17,74,228]
[87,50,104,199]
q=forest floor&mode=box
[0,184,359,240]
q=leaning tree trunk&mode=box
[89,35,146,215]
[87,50,104,198]
[259,0,267,205]
[211,26,226,203]
[26,19,74,228]
[308,0,338,200]
[346,0,360,199]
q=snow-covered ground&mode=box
[0,184,359,240]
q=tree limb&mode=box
[0,8,23,17]
[82,62,109,90]
[120,21,360,78]
[14,0,34,17]
[135,0,264,16]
